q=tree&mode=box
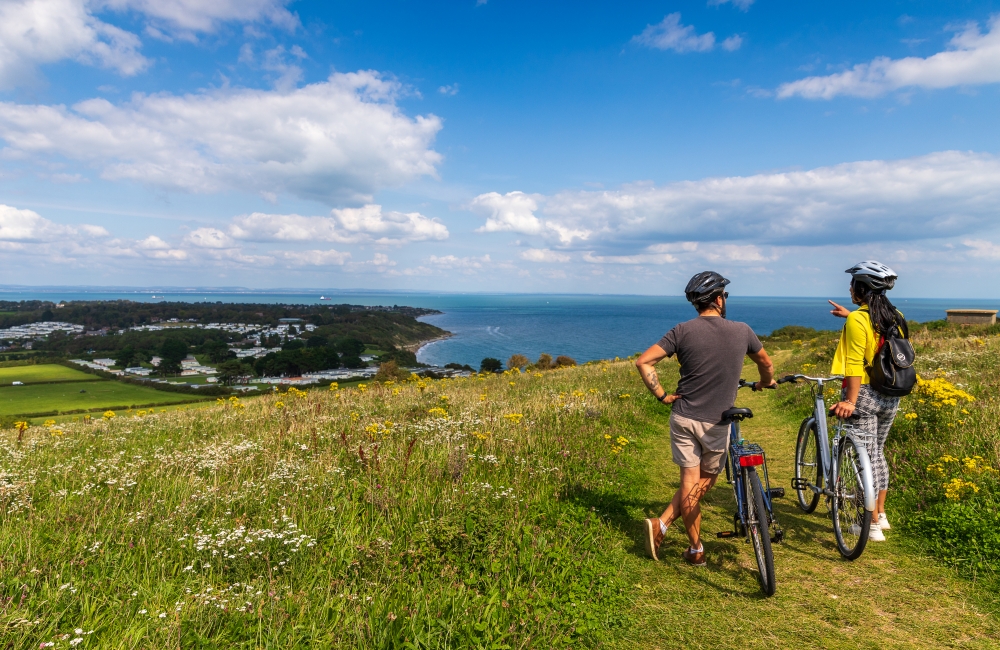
[217,359,253,385]
[374,360,410,382]
[335,337,366,357]
[534,353,553,370]
[156,338,189,375]
[554,355,577,368]
[306,335,328,348]
[507,354,529,370]
[115,345,139,368]
[282,339,305,351]
[480,357,502,373]
[204,339,235,363]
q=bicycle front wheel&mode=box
[831,438,872,560]
[744,466,776,596]
[794,417,822,513]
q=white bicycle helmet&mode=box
[846,260,896,292]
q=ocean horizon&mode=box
[2,287,996,369]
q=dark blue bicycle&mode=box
[716,379,784,596]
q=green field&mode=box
[0,380,208,417]
[0,364,100,386]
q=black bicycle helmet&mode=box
[845,260,896,292]
[685,271,730,304]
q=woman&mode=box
[828,261,904,542]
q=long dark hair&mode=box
[852,280,901,336]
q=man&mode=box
[635,271,775,566]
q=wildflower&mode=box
[138,609,147,614]
[275,401,285,409]
[904,412,918,420]
[503,413,524,424]
[616,436,629,446]
[44,419,56,427]
[509,381,516,387]
[943,477,979,500]
[358,383,368,393]
[618,394,631,399]
[427,407,448,418]
[103,411,115,420]
[604,434,612,440]
[329,382,339,391]
[70,639,83,647]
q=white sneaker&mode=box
[878,513,891,530]
[869,524,886,542]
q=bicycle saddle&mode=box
[721,407,753,422]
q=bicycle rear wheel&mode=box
[794,417,822,513]
[744,466,776,596]
[831,438,872,560]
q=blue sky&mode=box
[2,0,1000,297]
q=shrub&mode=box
[507,354,530,370]
[479,357,502,373]
[375,359,410,382]
[554,355,577,368]
[534,353,553,370]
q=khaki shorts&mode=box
[669,412,729,475]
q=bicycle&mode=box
[715,379,784,596]
[778,374,876,560]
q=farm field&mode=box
[0,380,209,417]
[0,330,997,648]
[0,364,100,386]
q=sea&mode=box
[1,287,996,369]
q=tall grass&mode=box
[0,361,656,648]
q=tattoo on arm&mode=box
[643,368,662,394]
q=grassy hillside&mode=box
[0,331,997,648]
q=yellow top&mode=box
[831,305,903,382]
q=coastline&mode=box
[405,332,453,356]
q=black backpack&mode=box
[866,318,916,397]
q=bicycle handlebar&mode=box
[777,374,844,384]
[738,378,776,390]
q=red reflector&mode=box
[739,454,764,467]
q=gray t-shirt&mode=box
[656,317,763,425]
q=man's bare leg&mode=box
[660,466,718,548]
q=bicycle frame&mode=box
[795,376,876,512]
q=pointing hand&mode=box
[828,300,850,318]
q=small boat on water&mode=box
[319,296,332,300]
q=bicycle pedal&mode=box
[771,529,784,544]
[769,487,785,499]
[790,478,809,490]
[716,531,736,538]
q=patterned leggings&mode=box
[847,384,899,492]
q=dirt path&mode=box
[614,388,1000,649]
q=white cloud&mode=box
[708,0,754,11]
[101,0,299,34]
[582,251,677,265]
[520,248,570,263]
[632,14,740,53]
[963,239,1000,260]
[230,205,448,245]
[0,71,443,204]
[438,84,460,96]
[428,254,491,269]
[473,151,1000,250]
[0,204,108,241]
[470,191,590,244]
[778,16,1000,99]
[184,227,234,249]
[280,249,351,266]
[0,0,148,89]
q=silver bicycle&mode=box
[778,374,876,560]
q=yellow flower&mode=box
[618,393,631,399]
[329,382,339,391]
[103,410,115,419]
[604,434,612,440]
[503,413,524,424]
[616,436,629,446]
[943,477,979,501]
[427,407,449,418]
[589,388,599,394]
[275,401,285,409]
[43,419,56,427]
[509,381,516,387]
[904,412,918,420]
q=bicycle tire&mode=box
[794,417,822,513]
[744,466,776,596]
[831,438,872,560]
